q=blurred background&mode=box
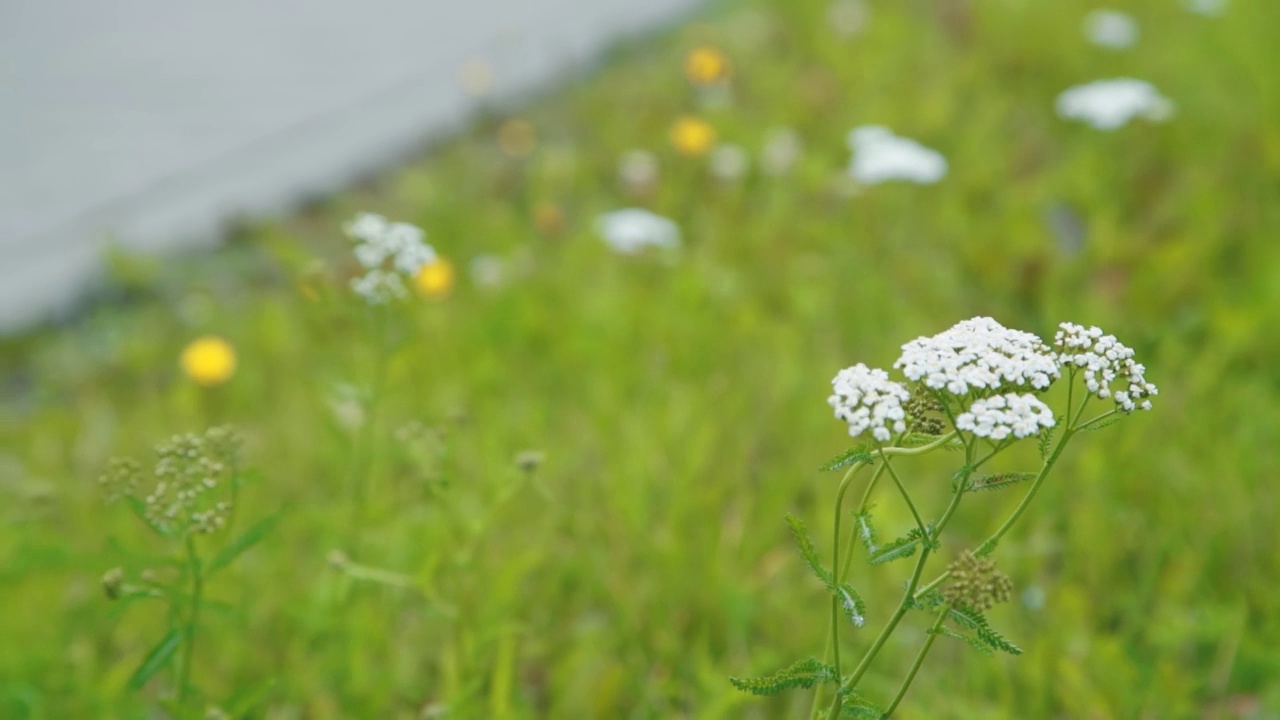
[3,0,1279,718]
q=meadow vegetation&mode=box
[2,0,1278,717]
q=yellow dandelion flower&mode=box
[180,336,236,386]
[415,258,455,299]
[684,46,730,85]
[497,118,537,158]
[670,116,716,157]
[533,202,566,236]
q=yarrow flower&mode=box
[955,393,1056,440]
[847,126,947,185]
[1056,78,1174,131]
[828,363,910,442]
[1054,322,1158,412]
[344,213,437,304]
[895,317,1060,396]
[1083,9,1138,50]
[596,209,681,255]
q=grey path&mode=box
[0,0,700,332]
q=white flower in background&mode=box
[596,209,681,255]
[1054,322,1158,412]
[1185,0,1227,17]
[344,212,436,304]
[895,317,1061,396]
[956,393,1056,440]
[617,149,660,193]
[760,127,802,176]
[827,0,871,38]
[709,143,750,182]
[1056,78,1174,131]
[469,254,507,289]
[828,363,910,442]
[847,126,947,185]
[1083,9,1138,50]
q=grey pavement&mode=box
[0,0,701,332]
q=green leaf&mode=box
[785,515,867,626]
[127,627,184,690]
[841,692,886,719]
[224,677,277,715]
[1079,415,1125,432]
[729,657,837,696]
[932,626,993,655]
[951,465,975,492]
[948,606,1023,655]
[853,510,878,554]
[1037,423,1059,460]
[968,471,1037,492]
[123,496,175,538]
[868,525,934,565]
[820,446,872,472]
[207,513,279,574]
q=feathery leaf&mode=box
[948,606,1023,655]
[729,657,837,696]
[820,446,873,472]
[968,471,1037,492]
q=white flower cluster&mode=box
[828,363,910,442]
[345,212,437,304]
[596,208,681,255]
[955,393,1056,440]
[1054,322,1158,411]
[1084,9,1138,50]
[895,317,1060,395]
[847,126,947,185]
[1056,78,1174,131]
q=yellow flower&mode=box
[415,258,455,299]
[684,46,730,85]
[180,336,236,386]
[670,116,716,157]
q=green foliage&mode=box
[968,471,1037,492]
[820,446,872,472]
[853,510,878,554]
[868,525,936,566]
[786,515,867,625]
[127,628,185,691]
[1079,415,1126,432]
[932,625,994,656]
[948,606,1023,656]
[206,512,280,575]
[729,657,837,696]
[1037,423,1059,461]
[840,692,887,718]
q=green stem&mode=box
[883,605,950,716]
[976,428,1074,557]
[827,463,866,709]
[878,451,926,538]
[177,535,203,703]
[840,464,888,584]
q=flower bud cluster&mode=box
[98,457,142,503]
[895,317,1060,395]
[828,363,910,442]
[943,551,1013,612]
[344,212,437,304]
[955,393,1056,440]
[1054,322,1158,412]
[904,390,946,436]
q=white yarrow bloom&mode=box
[1185,0,1227,17]
[828,363,910,442]
[1056,78,1174,131]
[596,209,681,255]
[709,143,750,182]
[344,212,436,304]
[847,126,947,185]
[1084,9,1138,50]
[895,317,1061,396]
[956,393,1056,440]
[1054,322,1158,412]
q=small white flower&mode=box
[618,149,660,193]
[1056,78,1174,131]
[344,213,436,304]
[596,209,681,255]
[709,143,750,182]
[895,317,1061,396]
[760,127,802,176]
[1185,0,1227,16]
[828,363,910,442]
[469,254,506,289]
[847,126,947,185]
[956,393,1056,440]
[1084,9,1138,50]
[1054,322,1158,412]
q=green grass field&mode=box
[3,0,1279,717]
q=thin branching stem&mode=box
[883,605,951,716]
[878,451,927,539]
[977,428,1075,557]
[177,535,203,702]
